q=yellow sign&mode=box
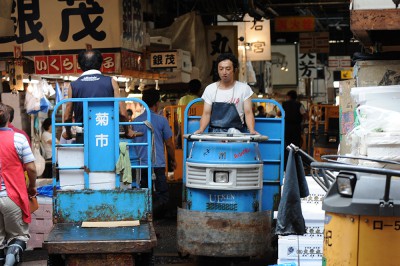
[341,70,353,80]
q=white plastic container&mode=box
[351,85,400,112]
[278,238,323,260]
[59,171,117,190]
[88,172,116,190]
[277,259,323,266]
[57,147,84,168]
[59,169,84,190]
[365,132,400,161]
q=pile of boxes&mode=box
[277,176,326,266]
[27,196,53,250]
[148,36,198,83]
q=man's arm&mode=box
[194,102,212,134]
[244,98,258,134]
[112,78,137,138]
[63,84,74,139]
[164,137,177,171]
[25,161,37,197]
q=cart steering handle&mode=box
[184,133,269,142]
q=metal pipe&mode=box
[268,2,349,7]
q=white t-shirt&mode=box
[202,81,253,123]
[41,131,52,159]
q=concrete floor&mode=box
[21,216,277,265]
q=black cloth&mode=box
[275,149,309,236]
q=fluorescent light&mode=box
[333,81,340,88]
[128,93,142,98]
[22,79,39,84]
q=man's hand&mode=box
[249,129,260,135]
[125,128,144,138]
[27,185,37,198]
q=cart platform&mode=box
[44,222,157,254]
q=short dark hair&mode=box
[0,103,10,127]
[188,79,201,94]
[287,90,298,100]
[141,88,160,108]
[6,105,14,123]
[78,49,103,71]
[42,118,52,131]
[127,109,133,116]
[216,53,239,70]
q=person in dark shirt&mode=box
[134,88,176,217]
[282,90,307,167]
[63,49,135,141]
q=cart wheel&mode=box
[135,251,155,266]
[177,251,190,259]
[47,254,65,266]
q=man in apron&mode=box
[195,53,257,134]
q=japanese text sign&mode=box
[0,0,144,54]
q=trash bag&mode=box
[32,142,45,176]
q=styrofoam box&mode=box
[302,208,325,222]
[277,259,322,266]
[160,69,191,84]
[352,0,397,10]
[175,49,192,73]
[365,132,400,160]
[149,36,172,47]
[59,169,85,190]
[358,160,400,170]
[59,170,116,190]
[280,221,324,240]
[37,195,52,205]
[351,85,400,112]
[278,238,323,260]
[302,176,327,206]
[57,147,84,168]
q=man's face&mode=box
[218,59,235,83]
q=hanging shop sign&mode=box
[205,26,238,81]
[299,32,329,54]
[328,56,351,68]
[34,53,119,75]
[150,51,180,69]
[243,14,271,61]
[275,16,315,33]
[0,0,145,56]
[298,52,317,79]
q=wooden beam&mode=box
[351,9,400,31]
[81,220,140,228]
[351,9,400,47]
